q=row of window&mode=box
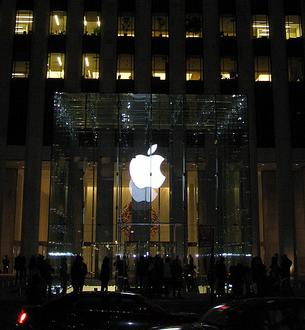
[15,11,302,40]
[11,54,304,83]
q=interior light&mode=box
[85,57,89,67]
[54,15,60,26]
[84,16,87,26]
[97,16,101,27]
[57,56,62,66]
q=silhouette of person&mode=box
[71,255,87,293]
[2,255,9,273]
[60,257,68,294]
[100,256,111,292]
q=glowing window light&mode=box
[85,57,89,67]
[97,16,101,27]
[54,15,60,26]
[57,56,62,66]
[84,16,87,26]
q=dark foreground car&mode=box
[154,297,305,330]
[16,291,198,329]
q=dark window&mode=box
[50,0,67,11]
[8,80,28,145]
[255,84,274,147]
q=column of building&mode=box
[268,0,296,266]
[96,0,118,251]
[21,0,49,259]
[64,0,84,255]
[236,0,260,256]
[169,0,186,257]
[0,0,16,261]
[201,0,220,251]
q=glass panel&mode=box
[152,55,168,80]
[12,61,30,78]
[152,15,169,37]
[285,15,302,39]
[288,57,304,82]
[186,56,203,80]
[15,10,33,34]
[84,12,101,36]
[49,11,67,35]
[255,56,271,81]
[82,54,100,79]
[50,93,251,276]
[117,54,134,80]
[219,15,236,37]
[221,57,237,80]
[186,14,202,38]
[118,16,135,37]
[253,15,269,39]
[47,53,65,79]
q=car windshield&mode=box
[201,304,244,326]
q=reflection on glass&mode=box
[12,61,30,78]
[82,54,100,79]
[252,15,269,38]
[47,53,65,79]
[288,57,304,82]
[186,56,202,80]
[185,14,202,38]
[285,15,302,39]
[117,54,134,79]
[49,11,66,35]
[84,12,101,36]
[118,16,135,37]
[221,57,237,80]
[255,56,271,81]
[15,10,33,34]
[219,15,236,37]
[152,15,169,37]
[152,55,168,80]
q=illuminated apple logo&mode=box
[129,144,165,202]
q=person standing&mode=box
[71,255,87,293]
[60,257,68,294]
[100,256,111,292]
[2,255,9,273]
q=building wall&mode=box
[0,0,304,276]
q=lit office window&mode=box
[118,16,135,37]
[49,11,66,35]
[82,54,100,79]
[12,61,30,78]
[152,15,169,37]
[185,14,202,38]
[285,16,302,39]
[220,15,236,37]
[221,57,237,80]
[117,54,134,79]
[255,56,271,81]
[84,12,101,36]
[15,10,33,34]
[252,15,269,38]
[186,56,202,80]
[152,55,168,80]
[288,57,304,82]
[47,53,65,79]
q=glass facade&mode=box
[50,93,251,273]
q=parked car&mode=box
[154,297,305,329]
[16,291,198,329]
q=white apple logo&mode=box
[129,144,165,202]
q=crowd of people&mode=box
[1,252,294,304]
